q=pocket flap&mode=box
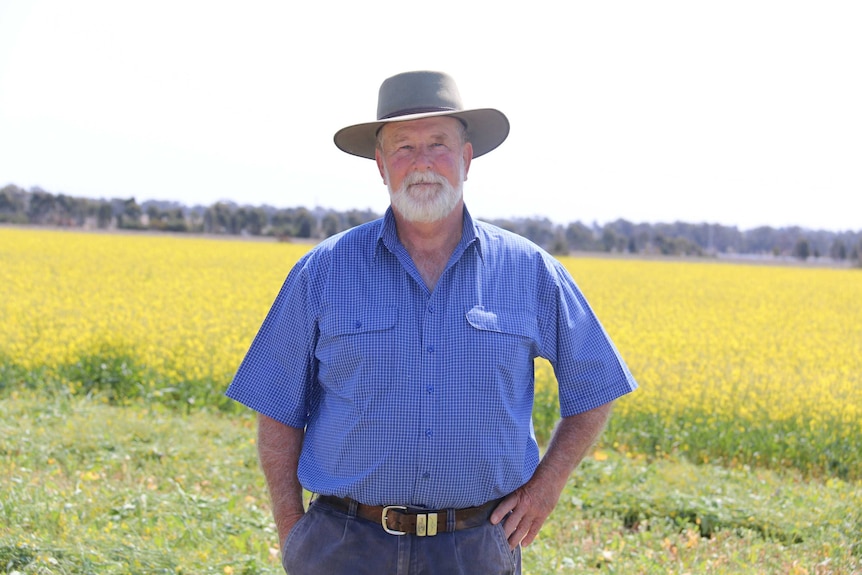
[465,305,537,339]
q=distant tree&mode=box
[293,208,315,238]
[851,239,862,262]
[118,198,143,229]
[520,218,556,250]
[653,234,672,255]
[27,188,56,224]
[345,210,365,228]
[321,212,340,238]
[711,224,743,254]
[54,194,90,226]
[0,186,27,223]
[601,228,618,252]
[203,202,233,234]
[3,181,858,262]
[343,209,379,228]
[97,203,113,228]
[146,205,162,229]
[0,183,25,205]
[830,240,847,261]
[270,209,294,237]
[743,226,778,254]
[793,238,811,260]
[152,207,188,232]
[565,221,597,251]
[231,208,247,235]
[549,229,569,255]
[217,203,233,233]
[245,208,267,236]
[186,209,204,233]
[203,206,215,233]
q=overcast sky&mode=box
[1,0,860,232]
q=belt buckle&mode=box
[381,505,407,535]
[417,512,438,537]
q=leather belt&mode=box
[314,495,500,537]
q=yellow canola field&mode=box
[2,228,860,477]
[565,255,862,426]
[1,228,303,391]
[552,255,862,476]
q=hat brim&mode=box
[333,108,509,160]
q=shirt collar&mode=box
[375,206,484,265]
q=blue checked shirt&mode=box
[226,207,637,509]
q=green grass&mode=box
[7,348,856,483]
[532,362,861,482]
[2,393,859,574]
[0,351,238,413]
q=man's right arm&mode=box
[257,414,306,546]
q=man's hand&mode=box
[490,402,614,549]
[257,415,306,546]
[490,475,559,548]
[279,510,306,546]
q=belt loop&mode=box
[347,498,358,519]
[446,507,456,532]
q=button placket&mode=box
[415,292,440,502]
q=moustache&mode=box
[402,171,449,189]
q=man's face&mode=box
[376,116,473,223]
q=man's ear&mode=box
[375,149,387,184]
[462,142,474,181]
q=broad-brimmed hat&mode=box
[333,71,510,160]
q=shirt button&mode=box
[354,320,362,329]
[426,385,434,393]
[422,472,431,480]
[428,304,435,313]
[425,429,433,438]
[426,345,434,353]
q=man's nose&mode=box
[412,146,434,169]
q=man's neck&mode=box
[393,203,464,291]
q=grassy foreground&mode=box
[2,393,859,574]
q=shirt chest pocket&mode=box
[320,306,399,337]
[316,306,399,394]
[465,305,540,360]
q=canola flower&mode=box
[549,255,862,478]
[2,228,860,478]
[1,228,305,405]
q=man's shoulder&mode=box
[473,219,571,283]
[303,218,383,262]
[474,219,552,258]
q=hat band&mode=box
[379,106,458,120]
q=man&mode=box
[226,71,637,574]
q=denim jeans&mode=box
[282,498,521,575]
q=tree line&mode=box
[2,183,860,264]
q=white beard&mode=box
[387,169,463,223]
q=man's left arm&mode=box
[490,401,613,549]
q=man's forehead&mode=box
[381,116,463,140]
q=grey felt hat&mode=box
[333,71,510,160]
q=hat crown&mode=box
[333,70,508,160]
[377,71,464,121]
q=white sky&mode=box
[1,0,860,232]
